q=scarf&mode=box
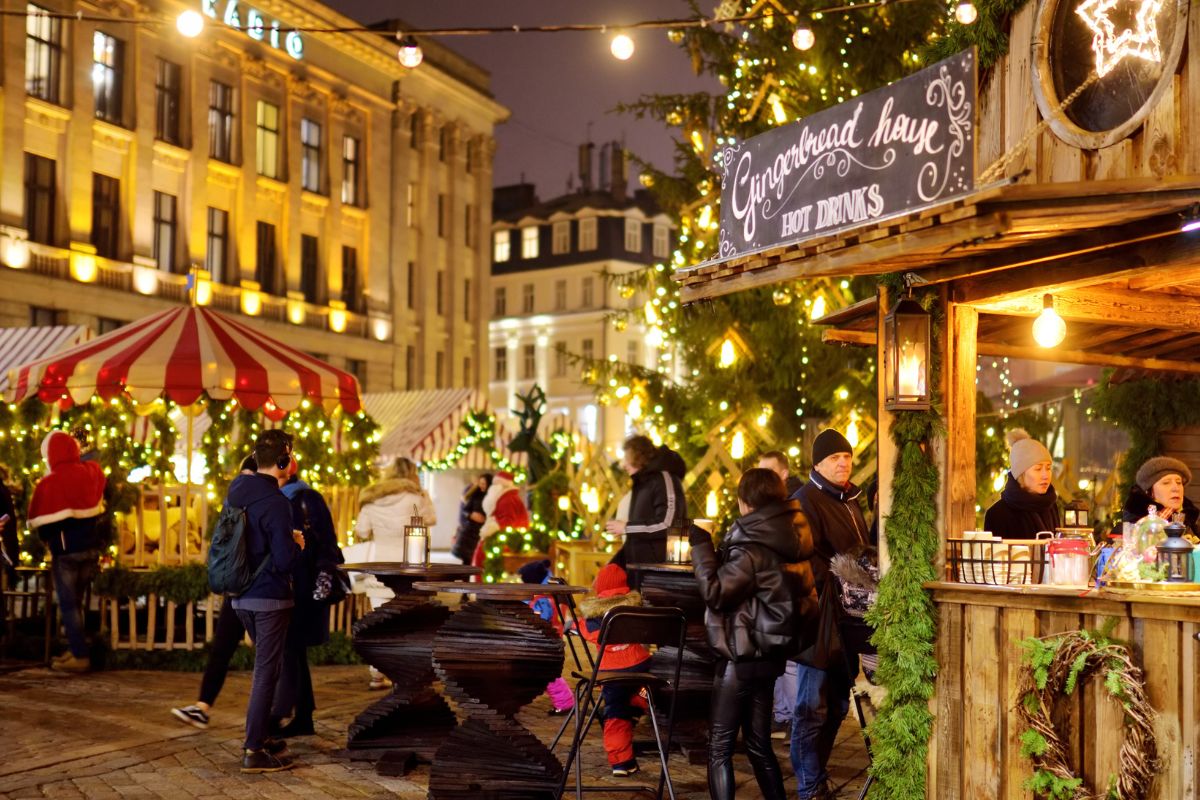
[999,472,1059,533]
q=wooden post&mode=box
[145,593,157,651]
[876,286,896,572]
[944,301,979,543]
[185,600,195,650]
[165,600,176,650]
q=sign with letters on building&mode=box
[202,0,304,60]
[717,49,976,260]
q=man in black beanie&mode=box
[789,428,869,800]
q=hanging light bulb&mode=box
[176,10,205,38]
[955,0,978,24]
[730,430,745,459]
[611,33,635,60]
[792,23,815,51]
[397,35,424,68]
[718,337,737,368]
[1032,293,1067,348]
[667,29,685,44]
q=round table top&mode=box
[342,563,481,580]
[412,581,589,598]
[626,562,696,574]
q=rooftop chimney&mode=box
[578,142,595,192]
[610,142,627,202]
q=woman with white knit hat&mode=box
[982,429,1059,538]
[1122,456,1200,536]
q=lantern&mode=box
[883,295,931,411]
[666,529,691,564]
[1062,499,1090,529]
[1156,517,1194,582]
[403,505,430,566]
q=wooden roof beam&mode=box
[974,286,1200,331]
[952,222,1196,305]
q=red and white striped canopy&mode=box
[6,306,361,415]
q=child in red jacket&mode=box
[576,563,652,777]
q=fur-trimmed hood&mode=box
[359,477,424,507]
[830,548,880,592]
[578,590,642,620]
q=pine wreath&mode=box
[1017,630,1159,800]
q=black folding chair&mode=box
[852,687,878,800]
[557,605,687,800]
[548,576,595,673]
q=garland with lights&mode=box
[926,0,1033,71]
[419,410,525,478]
[862,281,942,800]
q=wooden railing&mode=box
[117,484,209,567]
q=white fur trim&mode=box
[29,500,105,530]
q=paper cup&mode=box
[692,518,715,534]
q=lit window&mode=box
[493,229,511,262]
[300,118,322,193]
[341,135,361,206]
[26,5,63,105]
[256,101,280,179]
[653,224,670,258]
[521,226,539,259]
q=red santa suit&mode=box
[472,471,529,568]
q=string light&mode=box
[397,35,424,68]
[1032,294,1067,348]
[176,9,204,38]
[954,1,978,25]
[1076,0,1166,77]
[611,32,635,60]
[792,23,815,50]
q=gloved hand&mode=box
[687,520,713,547]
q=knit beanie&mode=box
[518,558,551,585]
[1136,456,1192,492]
[594,563,630,598]
[1007,429,1052,478]
[812,429,853,466]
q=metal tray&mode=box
[1104,580,1200,593]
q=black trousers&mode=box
[271,621,316,725]
[199,601,246,707]
[234,607,291,751]
[708,662,788,800]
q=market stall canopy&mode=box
[362,389,526,471]
[5,306,361,414]
[678,177,1200,304]
[0,325,91,396]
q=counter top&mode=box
[926,580,1200,620]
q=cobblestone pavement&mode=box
[0,664,869,799]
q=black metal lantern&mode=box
[1157,517,1194,582]
[1062,499,1090,528]
[402,505,430,567]
[883,295,931,411]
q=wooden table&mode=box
[340,563,479,771]
[412,581,588,799]
[626,562,715,764]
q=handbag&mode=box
[796,577,845,670]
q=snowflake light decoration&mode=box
[1075,0,1167,77]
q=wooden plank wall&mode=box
[982,7,1192,185]
[931,589,1200,799]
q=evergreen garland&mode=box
[863,284,942,800]
[925,0,1035,72]
[1090,373,1200,495]
[93,562,211,606]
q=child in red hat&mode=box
[575,563,652,777]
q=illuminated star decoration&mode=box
[1075,0,1167,77]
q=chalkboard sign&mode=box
[717,50,976,260]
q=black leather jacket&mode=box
[691,500,819,667]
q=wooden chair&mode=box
[557,605,687,800]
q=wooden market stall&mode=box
[675,1,1200,797]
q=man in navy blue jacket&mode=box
[226,429,303,773]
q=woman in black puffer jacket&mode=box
[689,469,819,800]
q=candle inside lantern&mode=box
[402,504,430,566]
[897,339,926,398]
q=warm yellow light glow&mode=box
[132,265,159,295]
[558,495,571,511]
[690,130,706,153]
[697,205,713,230]
[615,385,631,399]
[627,394,643,420]
[897,340,927,397]
[176,9,204,37]
[644,300,660,326]
[1032,294,1066,348]
[611,33,635,60]
[70,252,98,283]
[328,300,347,333]
[241,288,263,316]
[645,327,664,348]
[1,236,30,269]
[846,417,860,448]
[955,0,978,25]
[810,295,827,320]
[371,316,391,341]
[719,338,737,368]
[730,430,745,459]
[1078,478,1092,491]
[194,277,212,306]
[397,36,424,68]
[993,472,1005,492]
[770,93,787,124]
[1076,0,1165,77]
[706,489,719,518]
[792,24,815,50]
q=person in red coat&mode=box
[29,431,107,672]
[471,471,530,568]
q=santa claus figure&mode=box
[472,471,530,568]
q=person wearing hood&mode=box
[1123,456,1200,536]
[272,459,344,738]
[28,431,107,672]
[353,456,436,688]
[690,468,818,800]
[224,430,304,773]
[451,472,492,565]
[983,429,1059,538]
[790,429,870,800]
[472,471,530,568]
[606,435,687,567]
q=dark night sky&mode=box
[325,0,721,197]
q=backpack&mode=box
[207,504,270,596]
